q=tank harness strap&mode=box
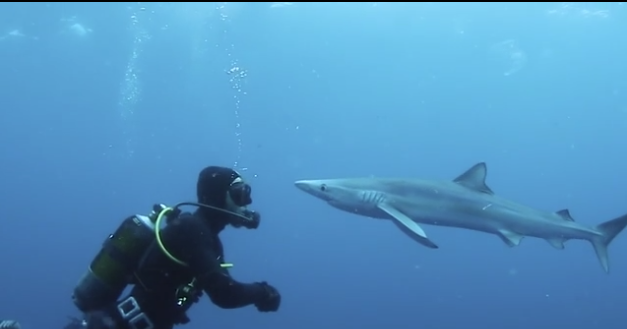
[117,296,154,329]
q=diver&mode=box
[0,320,21,329]
[71,166,281,329]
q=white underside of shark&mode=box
[294,162,627,273]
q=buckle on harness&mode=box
[118,297,140,319]
[117,297,154,329]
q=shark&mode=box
[294,162,627,273]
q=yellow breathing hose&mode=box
[155,207,233,268]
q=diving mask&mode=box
[228,177,252,207]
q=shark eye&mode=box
[320,184,327,192]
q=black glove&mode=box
[254,282,281,312]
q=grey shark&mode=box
[294,162,627,273]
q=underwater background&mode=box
[1,2,626,329]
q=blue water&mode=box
[1,2,626,329]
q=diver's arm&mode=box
[201,270,269,309]
[164,214,268,309]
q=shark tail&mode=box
[590,213,627,273]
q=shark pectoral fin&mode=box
[546,237,567,249]
[377,203,439,249]
[496,229,524,247]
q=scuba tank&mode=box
[72,204,169,313]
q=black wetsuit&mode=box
[86,210,269,329]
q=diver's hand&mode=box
[0,320,20,329]
[254,282,281,312]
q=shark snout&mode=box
[294,180,313,193]
[294,180,328,200]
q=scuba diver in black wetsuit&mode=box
[70,166,281,329]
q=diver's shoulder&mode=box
[174,211,201,221]
[167,211,207,232]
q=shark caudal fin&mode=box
[590,213,627,273]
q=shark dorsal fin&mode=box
[453,162,494,195]
[555,209,575,221]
